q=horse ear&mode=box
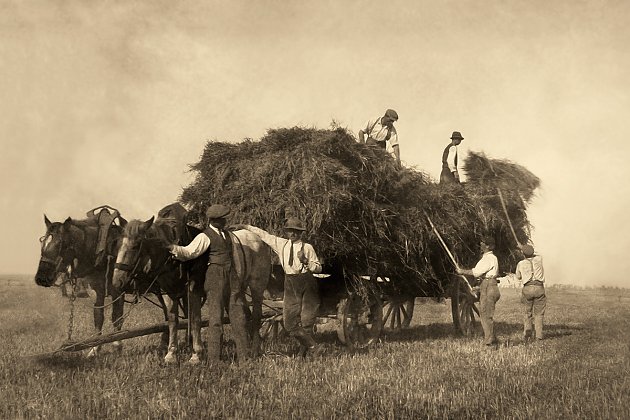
[44,214,52,228]
[143,216,155,231]
[63,217,73,228]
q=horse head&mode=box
[112,216,158,291]
[35,215,82,287]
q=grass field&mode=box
[1,276,629,419]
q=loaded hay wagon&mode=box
[180,126,540,349]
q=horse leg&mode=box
[87,276,105,358]
[249,288,264,357]
[188,291,204,365]
[229,273,251,362]
[163,295,179,364]
[110,288,125,353]
[156,294,170,351]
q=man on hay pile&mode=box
[358,108,401,166]
[456,236,501,350]
[440,131,464,185]
[234,217,325,358]
[168,204,250,363]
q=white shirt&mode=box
[244,225,322,275]
[446,145,458,172]
[516,255,545,283]
[365,118,399,147]
[472,251,499,279]
[169,226,225,262]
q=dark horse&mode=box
[35,214,126,357]
[113,217,272,364]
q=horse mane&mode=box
[124,219,173,248]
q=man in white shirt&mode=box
[457,236,501,348]
[515,244,546,341]
[169,204,250,362]
[440,131,463,184]
[234,217,323,357]
[358,108,400,165]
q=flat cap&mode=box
[206,204,230,219]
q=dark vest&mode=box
[442,144,457,169]
[203,227,232,265]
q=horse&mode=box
[112,217,271,364]
[35,214,126,357]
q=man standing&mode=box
[169,204,250,362]
[515,244,546,341]
[440,131,464,184]
[358,108,401,165]
[457,237,501,349]
[237,217,323,357]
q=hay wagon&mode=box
[258,262,480,349]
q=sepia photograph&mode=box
[1,0,629,418]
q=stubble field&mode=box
[1,275,629,419]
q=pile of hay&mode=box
[180,127,540,297]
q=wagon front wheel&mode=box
[383,296,415,330]
[451,275,479,336]
[337,293,383,348]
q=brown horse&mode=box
[35,214,126,356]
[113,217,271,364]
[112,217,206,364]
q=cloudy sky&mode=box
[1,0,628,287]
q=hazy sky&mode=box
[1,0,629,287]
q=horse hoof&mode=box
[164,352,177,364]
[86,347,99,358]
[188,354,201,365]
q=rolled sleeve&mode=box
[170,233,211,261]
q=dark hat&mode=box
[450,131,464,140]
[521,244,535,257]
[284,217,306,231]
[481,236,496,250]
[206,204,230,219]
[384,109,399,121]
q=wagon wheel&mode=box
[451,275,479,336]
[336,293,383,348]
[259,314,284,342]
[383,296,415,331]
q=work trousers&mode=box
[204,262,250,361]
[439,166,459,185]
[284,273,320,336]
[479,278,501,345]
[522,282,546,339]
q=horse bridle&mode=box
[39,230,76,275]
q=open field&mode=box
[1,276,629,419]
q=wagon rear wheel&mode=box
[451,275,479,336]
[337,293,383,348]
[383,296,415,331]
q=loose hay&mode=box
[181,127,540,298]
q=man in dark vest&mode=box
[440,131,464,184]
[169,204,249,362]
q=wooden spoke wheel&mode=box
[451,275,479,336]
[383,296,415,331]
[259,314,284,342]
[336,293,383,348]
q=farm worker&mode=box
[168,204,251,362]
[440,131,464,184]
[456,236,501,349]
[358,108,401,165]
[235,217,324,357]
[515,244,546,341]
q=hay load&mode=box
[180,127,540,297]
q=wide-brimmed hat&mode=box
[450,131,464,140]
[284,217,306,231]
[384,109,399,121]
[521,244,535,257]
[206,204,230,219]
